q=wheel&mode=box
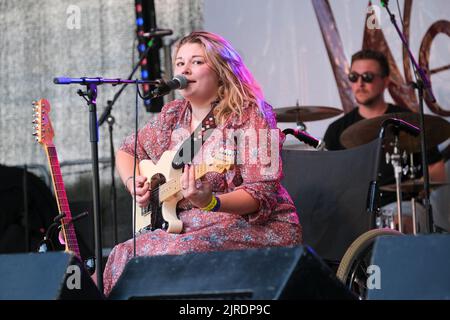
[336,228,403,299]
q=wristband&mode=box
[201,195,219,211]
[211,195,221,212]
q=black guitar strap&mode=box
[172,103,218,169]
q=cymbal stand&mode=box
[295,120,306,132]
[407,153,418,235]
[386,134,404,233]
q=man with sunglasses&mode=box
[323,49,446,229]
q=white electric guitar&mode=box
[134,150,233,234]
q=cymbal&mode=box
[340,112,450,153]
[380,179,448,194]
[275,106,343,122]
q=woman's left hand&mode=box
[180,164,213,208]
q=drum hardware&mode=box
[341,113,450,234]
[385,133,405,233]
[379,179,448,235]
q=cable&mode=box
[133,80,139,258]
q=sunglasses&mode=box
[348,71,383,83]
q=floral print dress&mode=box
[103,99,302,296]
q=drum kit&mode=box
[341,112,450,234]
[276,105,450,235]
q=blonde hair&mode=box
[173,31,264,124]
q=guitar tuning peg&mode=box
[32,100,37,106]
[32,131,38,136]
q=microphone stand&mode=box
[97,39,157,247]
[57,77,158,294]
[382,0,437,233]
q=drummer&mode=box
[323,49,446,207]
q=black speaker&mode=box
[0,252,103,300]
[367,234,450,300]
[108,246,355,300]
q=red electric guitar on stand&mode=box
[33,98,95,275]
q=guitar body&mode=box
[137,150,183,234]
[133,148,232,234]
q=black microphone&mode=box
[151,74,189,98]
[142,28,173,38]
[283,128,325,150]
[383,118,420,137]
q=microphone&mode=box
[53,77,91,85]
[283,128,326,150]
[382,118,420,137]
[142,28,173,38]
[151,74,189,98]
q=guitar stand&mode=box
[38,210,95,275]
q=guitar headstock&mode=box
[32,99,54,146]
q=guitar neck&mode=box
[45,146,81,258]
[159,164,211,202]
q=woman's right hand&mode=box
[126,175,150,208]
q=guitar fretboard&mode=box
[46,146,81,258]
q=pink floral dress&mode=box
[103,99,302,296]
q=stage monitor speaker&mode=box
[367,234,450,300]
[0,251,103,300]
[108,246,356,300]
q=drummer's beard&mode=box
[355,91,384,108]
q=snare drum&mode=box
[377,201,426,234]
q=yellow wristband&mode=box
[201,195,217,211]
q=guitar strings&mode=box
[147,165,210,199]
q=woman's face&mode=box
[174,42,220,105]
